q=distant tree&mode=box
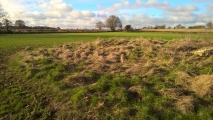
[95,21,105,31]
[188,25,205,29]
[154,24,166,29]
[0,22,2,27]
[15,20,25,28]
[181,26,186,29]
[2,19,12,32]
[175,24,185,29]
[175,24,182,29]
[124,25,132,31]
[168,26,172,29]
[0,3,6,19]
[206,22,213,29]
[105,15,122,31]
[148,26,153,29]
[118,22,122,30]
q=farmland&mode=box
[0,32,206,51]
[0,32,213,119]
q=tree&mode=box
[105,15,122,31]
[124,25,132,31]
[188,25,205,29]
[2,19,12,32]
[175,24,182,29]
[15,20,25,28]
[206,22,213,29]
[175,24,185,29]
[95,21,105,31]
[154,24,166,29]
[0,22,2,27]
[118,22,122,30]
[0,3,6,19]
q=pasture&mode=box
[0,32,213,119]
[0,32,205,51]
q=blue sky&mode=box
[1,0,213,28]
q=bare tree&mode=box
[15,19,25,28]
[105,15,122,31]
[175,24,185,29]
[2,19,12,32]
[154,24,166,29]
[95,21,105,31]
[0,3,6,19]
[206,22,213,29]
[175,24,182,29]
[118,22,122,30]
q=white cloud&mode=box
[206,3,213,10]
[39,0,72,12]
[97,12,107,18]
[82,11,96,18]
[0,0,212,29]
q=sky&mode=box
[1,0,213,29]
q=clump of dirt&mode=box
[190,75,213,98]
[175,96,195,114]
[63,74,96,87]
[175,72,192,88]
[127,85,143,100]
[161,88,195,114]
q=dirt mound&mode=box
[190,75,213,98]
[64,74,96,87]
[20,37,213,79]
[161,88,195,114]
[175,72,192,87]
[127,85,143,100]
[19,37,213,114]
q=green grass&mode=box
[0,32,206,54]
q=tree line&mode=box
[96,15,213,31]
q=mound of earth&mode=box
[22,38,213,76]
[190,75,213,98]
[19,38,213,114]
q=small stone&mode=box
[193,47,213,56]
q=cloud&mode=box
[206,3,213,10]
[69,10,96,19]
[97,12,107,18]
[82,11,96,17]
[1,0,212,29]
[39,0,72,12]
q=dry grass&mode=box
[190,75,213,98]
[18,37,213,115]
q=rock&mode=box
[193,47,213,56]
[120,54,125,63]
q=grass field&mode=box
[0,32,213,119]
[0,32,207,52]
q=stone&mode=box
[193,47,213,56]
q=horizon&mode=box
[1,0,213,29]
